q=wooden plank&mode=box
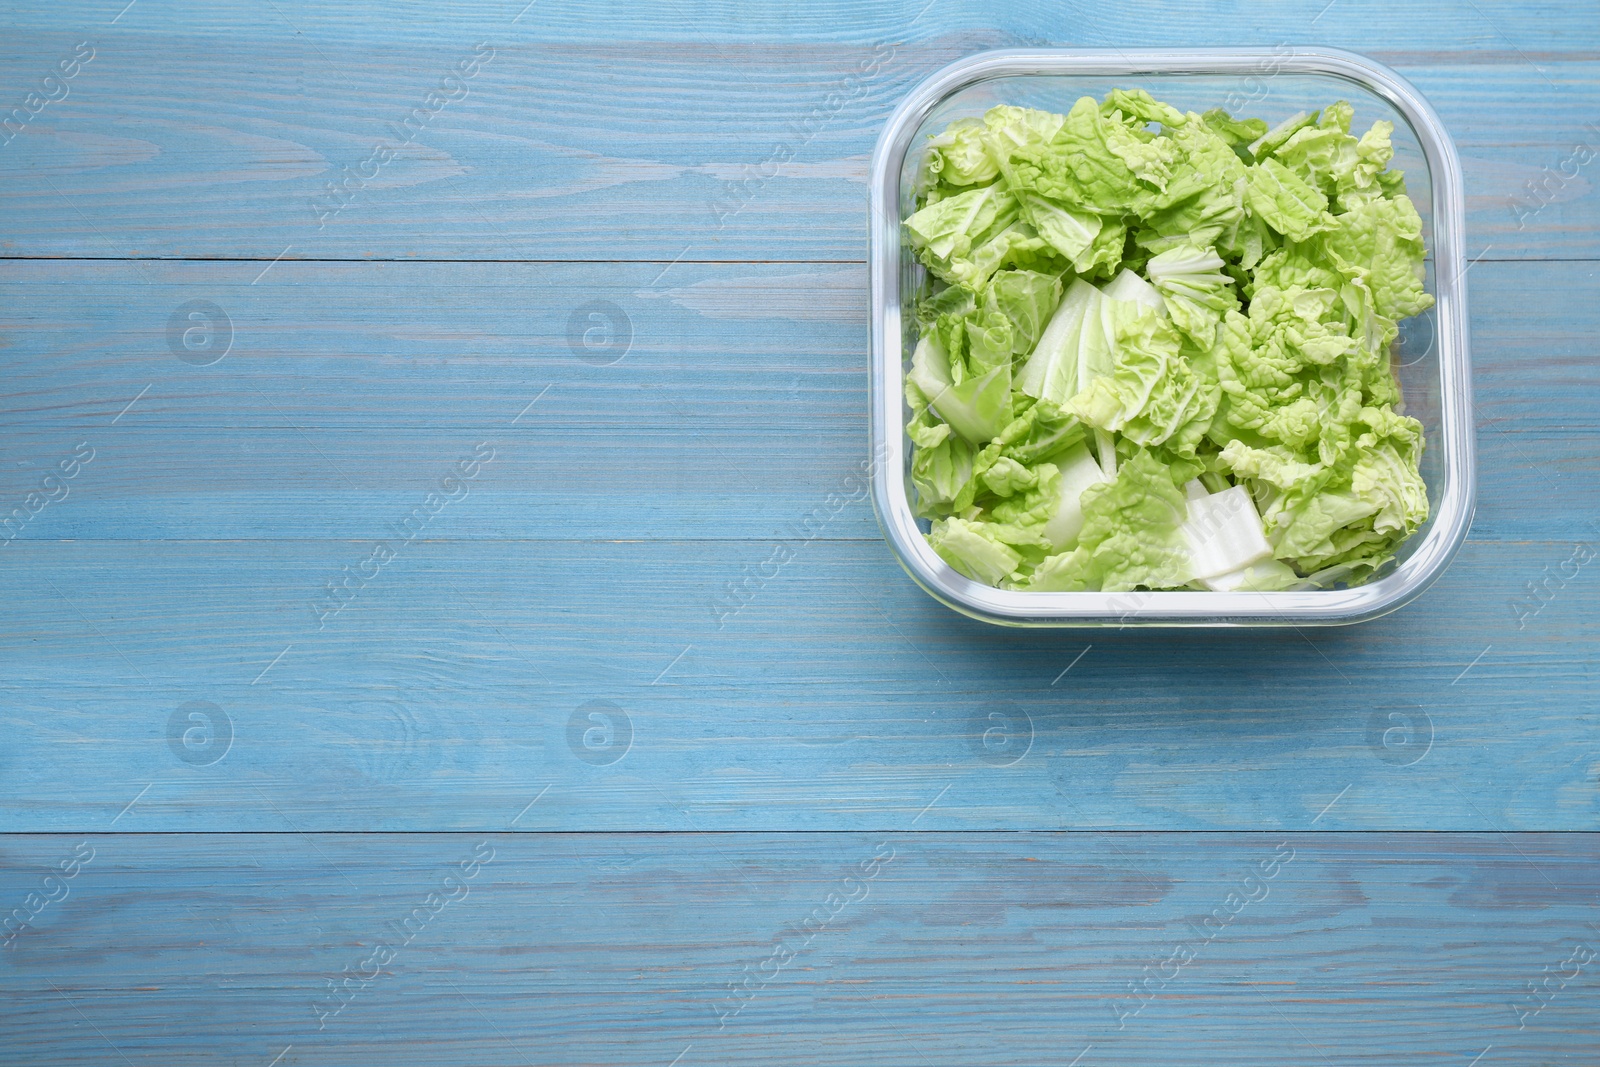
[0,5,1596,260]
[0,259,1595,543]
[10,0,1600,47]
[1,537,1595,832]
[1,833,1595,1065]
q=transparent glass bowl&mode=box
[868,48,1474,626]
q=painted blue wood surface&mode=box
[2,538,1599,831]
[3,834,1599,1066]
[2,0,1600,1062]
[0,3,1596,261]
[0,260,1595,543]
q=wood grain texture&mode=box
[0,2,1596,260]
[1,538,1596,831]
[1,834,1597,1066]
[0,258,1596,542]
[3,0,1600,1060]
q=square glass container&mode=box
[868,48,1474,626]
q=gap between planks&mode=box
[0,255,1593,265]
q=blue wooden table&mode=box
[2,1,1598,1063]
